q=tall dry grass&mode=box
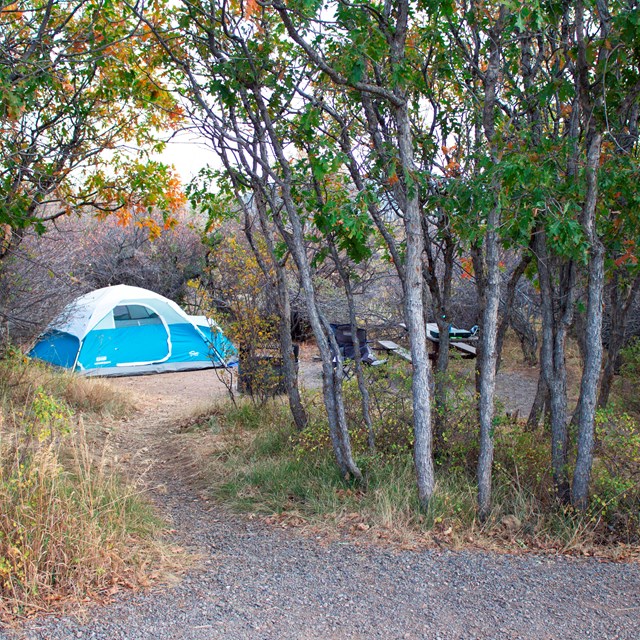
[0,354,165,619]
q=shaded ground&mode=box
[496,367,539,417]
[5,362,639,640]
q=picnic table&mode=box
[425,322,477,359]
[380,322,478,361]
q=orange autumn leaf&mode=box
[614,241,638,266]
[116,209,132,227]
[460,256,474,280]
[243,0,260,18]
[136,217,163,240]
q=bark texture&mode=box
[571,134,603,510]
[476,6,507,521]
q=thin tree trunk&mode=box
[422,213,455,450]
[510,310,539,367]
[330,245,375,453]
[255,220,308,432]
[526,368,548,431]
[476,6,507,521]
[270,197,361,480]
[477,202,501,521]
[214,146,308,432]
[598,273,640,408]
[246,86,362,481]
[471,241,486,395]
[495,254,531,372]
[572,133,604,510]
[396,103,435,509]
[535,229,574,502]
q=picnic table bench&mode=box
[377,340,412,362]
[448,340,477,358]
[439,338,476,358]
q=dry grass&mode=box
[0,355,134,418]
[0,355,173,620]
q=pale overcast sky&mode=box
[157,130,220,184]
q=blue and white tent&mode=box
[29,284,237,376]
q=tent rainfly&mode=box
[29,284,237,376]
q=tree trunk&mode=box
[274,285,308,432]
[274,201,361,480]
[495,254,531,372]
[510,310,539,367]
[526,369,548,431]
[572,133,604,510]
[247,88,362,482]
[272,200,361,480]
[250,190,308,431]
[571,239,604,508]
[213,141,309,433]
[396,104,435,510]
[422,212,455,451]
[330,244,375,453]
[477,203,501,521]
[535,229,574,503]
[476,6,507,521]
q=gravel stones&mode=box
[8,487,640,640]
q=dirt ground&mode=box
[108,349,539,419]
[110,368,232,413]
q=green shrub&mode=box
[341,360,414,458]
[619,337,640,413]
[201,360,640,553]
[590,408,640,542]
[432,369,480,471]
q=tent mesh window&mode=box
[113,304,163,327]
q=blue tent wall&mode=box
[194,323,238,365]
[164,323,220,364]
[73,322,237,374]
[29,331,80,369]
[78,324,171,370]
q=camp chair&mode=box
[329,324,384,377]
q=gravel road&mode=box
[3,368,639,640]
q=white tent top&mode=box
[50,284,190,340]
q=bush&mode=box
[619,337,640,413]
[342,359,414,458]
[198,361,640,554]
[432,369,480,471]
[590,408,640,543]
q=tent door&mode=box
[79,304,172,370]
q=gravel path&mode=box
[4,369,640,640]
